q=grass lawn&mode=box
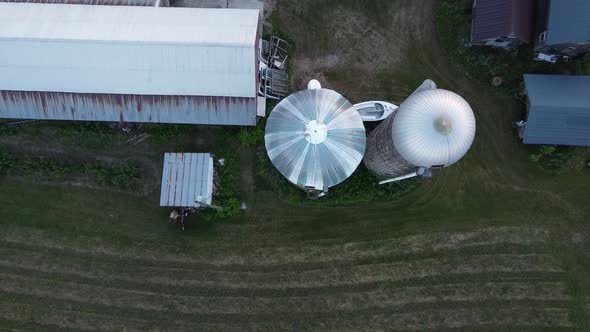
[1,0,590,330]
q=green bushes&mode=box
[256,149,421,207]
[212,197,241,219]
[0,151,141,188]
[213,152,241,217]
[0,151,81,177]
[84,163,140,187]
[145,124,192,145]
[323,165,420,206]
[55,122,121,148]
[576,56,590,75]
[529,145,574,172]
[238,119,266,148]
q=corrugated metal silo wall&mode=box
[0,91,257,126]
[364,112,417,177]
[0,0,158,5]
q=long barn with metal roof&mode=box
[0,0,165,6]
[0,3,262,126]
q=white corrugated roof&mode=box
[160,153,214,207]
[0,3,259,97]
[265,88,366,190]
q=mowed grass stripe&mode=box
[0,299,210,332]
[0,226,552,268]
[0,263,567,297]
[0,271,572,316]
[0,317,77,332]
[0,293,573,330]
[0,252,563,290]
[0,237,558,273]
[312,307,574,331]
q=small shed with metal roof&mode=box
[522,74,590,146]
[160,153,214,208]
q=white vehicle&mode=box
[353,101,398,122]
[534,53,558,63]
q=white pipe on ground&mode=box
[379,172,419,185]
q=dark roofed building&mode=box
[522,74,590,146]
[470,0,534,49]
[535,0,590,59]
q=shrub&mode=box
[238,119,266,148]
[85,162,141,187]
[207,149,241,219]
[529,145,574,172]
[145,124,192,145]
[214,198,241,219]
[0,151,141,188]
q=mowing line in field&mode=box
[0,226,552,269]
[0,236,557,274]
[0,251,563,290]
[0,262,568,298]
[0,294,574,331]
[0,271,573,316]
[0,300,205,332]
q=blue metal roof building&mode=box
[523,74,590,146]
[545,0,590,44]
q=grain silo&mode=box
[364,80,476,181]
[265,80,366,197]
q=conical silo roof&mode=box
[265,88,366,190]
[392,89,476,168]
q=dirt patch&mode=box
[262,0,276,20]
[273,0,433,100]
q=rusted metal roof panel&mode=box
[0,0,158,6]
[160,153,214,207]
[0,3,259,98]
[0,91,257,125]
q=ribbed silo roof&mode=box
[265,88,366,190]
[392,89,476,168]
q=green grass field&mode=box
[1,0,590,330]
